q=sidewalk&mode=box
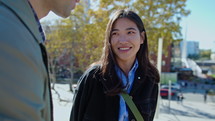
[52,83,215,121]
[52,84,73,121]
[154,99,215,121]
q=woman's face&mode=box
[110,18,144,64]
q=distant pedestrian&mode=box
[177,92,183,104]
[194,83,197,89]
[204,90,208,103]
[184,82,187,88]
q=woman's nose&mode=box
[118,35,128,43]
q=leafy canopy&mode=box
[43,0,190,72]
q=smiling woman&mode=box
[70,9,160,121]
[110,17,144,74]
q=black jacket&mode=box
[70,65,159,121]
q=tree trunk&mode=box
[69,53,75,92]
[48,57,56,89]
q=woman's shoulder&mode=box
[76,64,102,89]
[80,64,101,80]
[85,64,101,74]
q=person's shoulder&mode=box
[0,4,20,26]
[84,64,101,76]
[77,64,101,87]
[0,6,26,39]
[0,7,35,47]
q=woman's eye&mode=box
[112,32,117,36]
[128,31,135,34]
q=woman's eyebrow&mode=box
[111,28,119,32]
[126,27,137,31]
[112,27,137,32]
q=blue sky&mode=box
[41,0,215,51]
[181,0,215,51]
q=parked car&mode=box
[161,86,181,92]
[160,87,182,100]
[171,82,181,90]
[161,83,181,90]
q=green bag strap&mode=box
[121,92,144,121]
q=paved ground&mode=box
[52,83,215,121]
[51,84,73,121]
[154,99,215,121]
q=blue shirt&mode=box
[115,59,139,121]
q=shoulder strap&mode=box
[121,93,144,121]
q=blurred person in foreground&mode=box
[70,9,160,121]
[0,0,79,120]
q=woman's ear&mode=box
[140,31,145,44]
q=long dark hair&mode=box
[97,9,159,95]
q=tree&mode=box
[43,0,190,89]
[200,49,212,60]
[132,0,190,53]
[188,54,200,60]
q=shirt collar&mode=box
[114,59,139,89]
[130,59,139,73]
[115,59,139,73]
[1,0,44,43]
[27,1,46,43]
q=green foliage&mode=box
[132,0,190,53]
[160,72,177,84]
[200,49,212,60]
[44,0,190,72]
[208,89,215,96]
[187,54,200,60]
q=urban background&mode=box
[41,0,215,121]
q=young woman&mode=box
[70,9,160,121]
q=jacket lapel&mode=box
[1,0,43,43]
[130,67,145,95]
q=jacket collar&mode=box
[130,67,145,95]
[1,0,43,43]
[97,65,145,95]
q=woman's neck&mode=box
[118,60,135,76]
